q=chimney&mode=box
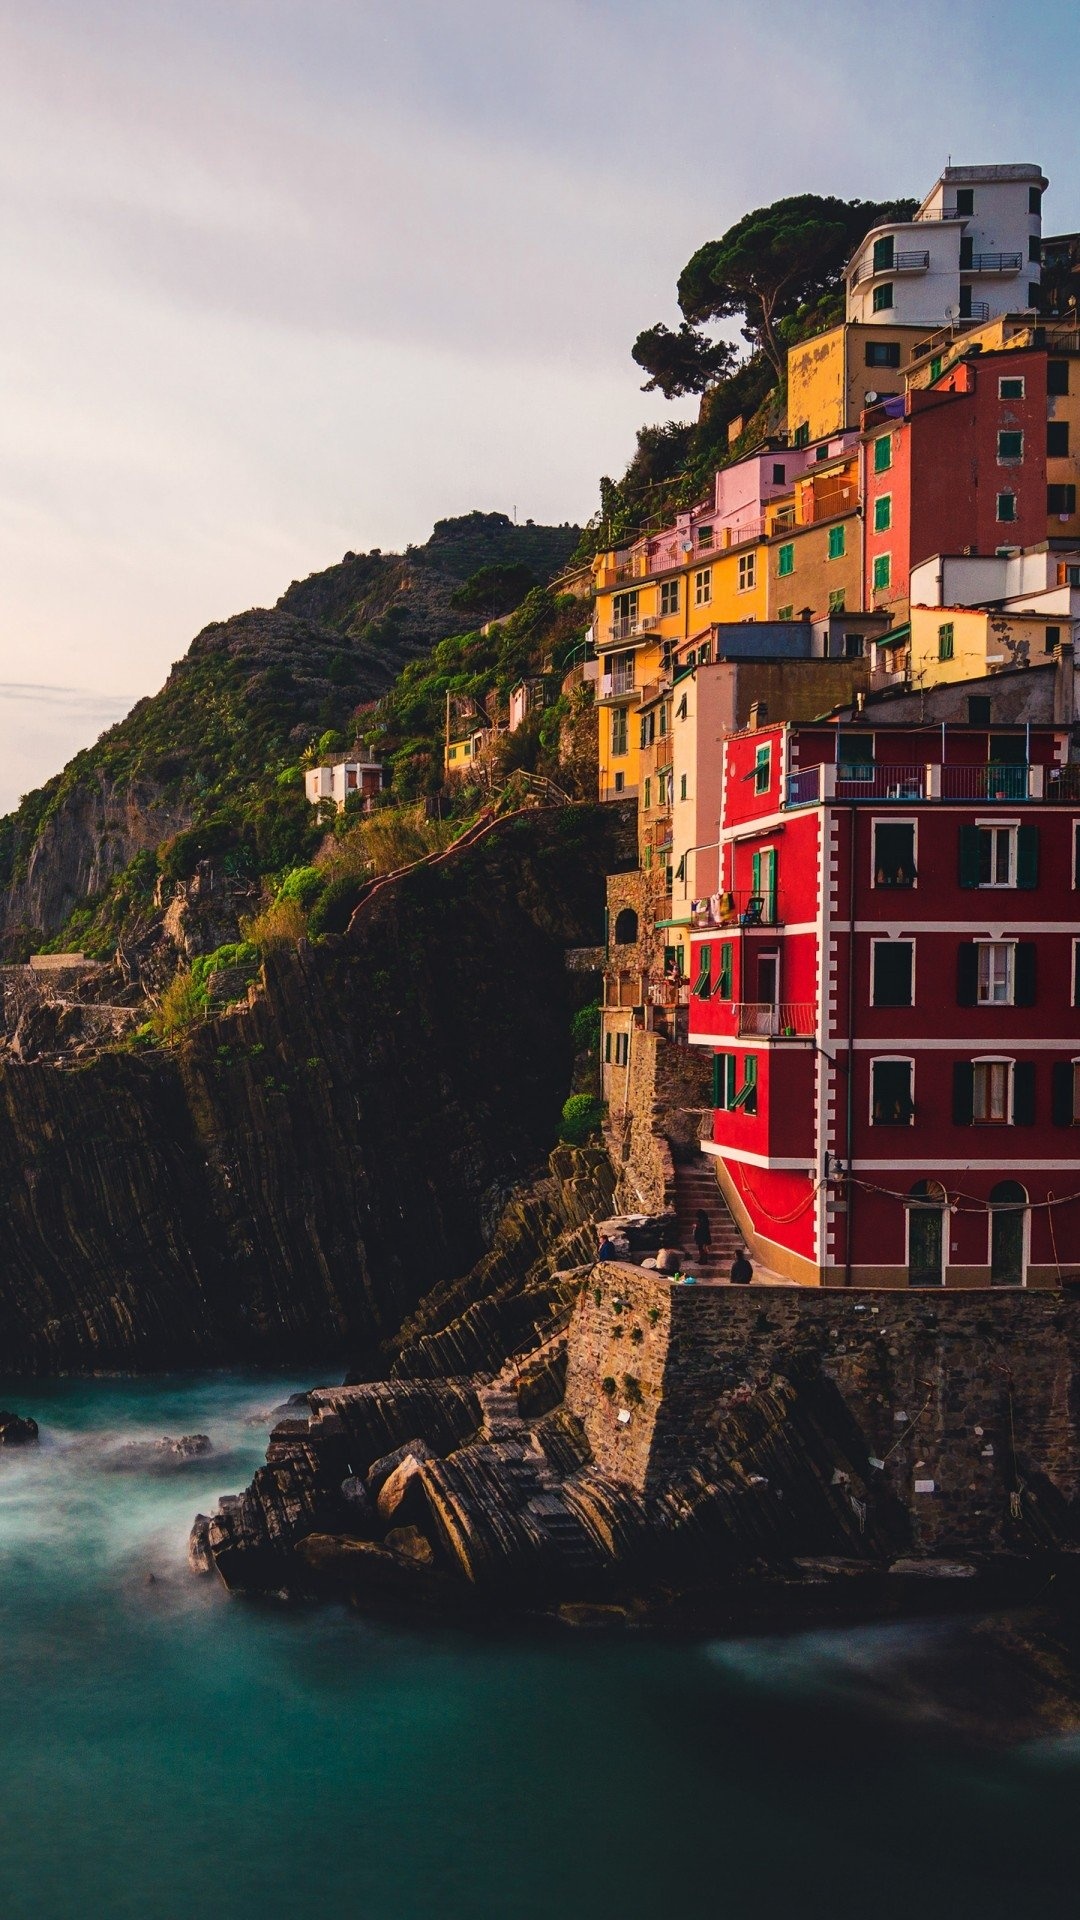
[856,690,867,715]
[749,699,768,730]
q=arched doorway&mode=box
[613,908,638,946]
[990,1181,1028,1287]
[907,1180,947,1286]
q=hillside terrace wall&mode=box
[566,1264,1080,1556]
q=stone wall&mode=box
[567,1266,1080,1557]
[608,1030,713,1213]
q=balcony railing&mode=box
[836,764,926,801]
[735,1002,816,1039]
[599,670,636,700]
[690,889,779,929]
[964,299,991,321]
[964,252,1022,273]
[647,981,691,1008]
[785,761,1056,807]
[852,250,930,285]
[914,206,963,221]
[940,763,1029,801]
[606,615,660,644]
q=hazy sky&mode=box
[3,0,1080,813]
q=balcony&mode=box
[605,616,660,645]
[690,889,779,929]
[735,1002,815,1040]
[964,299,991,322]
[914,206,964,221]
[785,761,1052,807]
[598,670,638,703]
[852,249,930,286]
[647,981,691,1009]
[939,763,1029,801]
[785,764,926,806]
[963,252,1023,274]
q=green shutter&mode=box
[958,825,981,889]
[874,435,892,473]
[873,495,891,532]
[751,851,761,894]
[718,942,733,999]
[956,944,978,1005]
[712,1053,725,1108]
[1017,826,1039,889]
[952,1062,975,1125]
[828,524,845,559]
[1052,1061,1074,1127]
[1013,1061,1036,1126]
[778,543,794,576]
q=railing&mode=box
[940,763,1028,801]
[786,766,821,808]
[607,616,660,643]
[852,250,929,285]
[915,206,962,221]
[965,299,991,321]
[837,764,926,800]
[599,671,636,700]
[1047,765,1080,800]
[690,890,779,929]
[736,1002,816,1039]
[965,252,1022,273]
[647,981,691,1008]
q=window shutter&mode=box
[1051,1061,1074,1127]
[1014,943,1036,1006]
[604,1033,612,1063]
[718,942,733,999]
[712,1054,726,1108]
[1017,826,1039,889]
[1013,1060,1036,1125]
[952,1061,974,1125]
[958,826,981,889]
[956,944,978,1006]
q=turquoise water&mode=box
[1,1373,1078,1919]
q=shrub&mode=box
[601,1376,616,1398]
[558,1093,604,1145]
[307,875,367,938]
[151,969,204,1038]
[277,865,325,910]
[189,941,257,991]
[571,1001,600,1053]
[623,1375,643,1405]
[159,814,238,882]
[243,897,308,951]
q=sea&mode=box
[1,1372,1077,1920]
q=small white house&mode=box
[304,755,385,813]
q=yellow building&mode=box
[909,604,1064,687]
[764,450,862,620]
[593,523,766,797]
[787,322,926,442]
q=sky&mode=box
[2,0,1080,814]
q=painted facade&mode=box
[787,322,926,443]
[846,163,1046,331]
[688,718,1080,1287]
[304,756,386,812]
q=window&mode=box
[777,604,794,621]
[872,940,914,1008]
[792,422,810,448]
[613,908,638,945]
[772,462,786,484]
[959,285,973,320]
[612,589,638,625]
[659,702,668,737]
[872,235,894,274]
[874,494,892,532]
[738,553,756,592]
[697,524,714,548]
[866,341,901,368]
[1045,624,1061,652]
[614,1032,629,1068]
[611,707,628,757]
[958,823,1039,889]
[828,524,845,559]
[1048,420,1070,457]
[1048,359,1069,396]
[873,553,892,591]
[750,847,776,920]
[1030,186,1043,214]
[999,376,1025,399]
[843,630,863,657]
[643,777,651,811]
[731,1056,758,1115]
[872,282,894,312]
[829,590,847,615]
[938,621,954,660]
[998,430,1023,462]
[967,694,992,725]
[694,567,712,606]
[660,579,680,616]
[691,947,711,998]
[754,744,771,794]
[955,188,974,215]
[1029,235,1041,263]
[718,942,733,999]
[930,355,943,383]
[838,731,874,767]
[679,773,687,801]
[874,435,892,473]
[978,942,1013,1005]
[777,543,794,577]
[873,820,916,888]
[996,492,1017,523]
[640,711,655,748]
[816,444,830,462]
[973,1060,1010,1124]
[959,235,973,271]
[613,771,624,792]
[713,1053,737,1110]
[1028,283,1040,309]
[1048,483,1077,515]
[872,1059,914,1125]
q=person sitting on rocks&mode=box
[656,1246,683,1275]
[729,1248,753,1285]
[596,1235,620,1262]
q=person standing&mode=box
[693,1210,712,1263]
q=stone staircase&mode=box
[673,1156,744,1270]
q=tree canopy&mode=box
[633,192,918,393]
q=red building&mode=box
[688,717,1080,1286]
[863,346,1049,613]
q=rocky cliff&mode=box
[0,802,631,1373]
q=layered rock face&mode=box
[193,1266,1080,1613]
[0,804,630,1373]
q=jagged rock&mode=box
[0,1409,39,1446]
[99,1433,212,1473]
[384,1525,435,1566]
[295,1533,459,1608]
[188,1515,214,1574]
[376,1454,432,1525]
[366,1438,436,1501]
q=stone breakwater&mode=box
[191,1268,1080,1615]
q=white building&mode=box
[304,755,385,812]
[846,163,1047,332]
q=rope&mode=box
[733,1162,824,1225]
